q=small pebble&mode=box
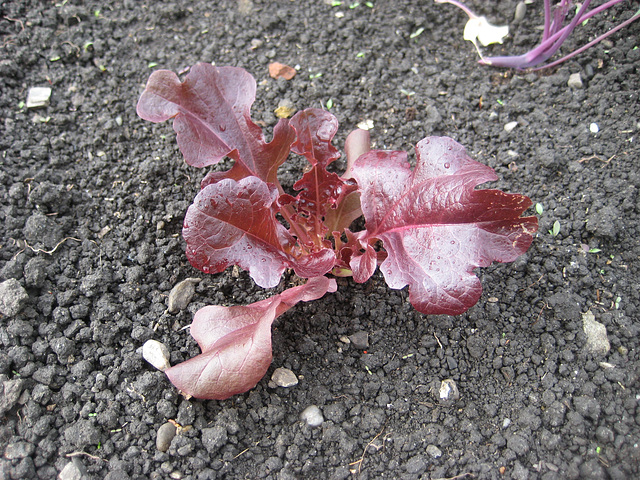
[142,339,171,371]
[300,405,324,427]
[502,418,512,429]
[590,123,599,134]
[349,331,369,349]
[568,72,583,89]
[0,279,29,316]
[168,278,200,313]
[504,121,518,133]
[156,422,177,452]
[270,367,298,388]
[582,311,610,356]
[426,444,442,459]
[58,458,88,480]
[438,379,460,405]
[513,2,526,23]
[26,87,52,108]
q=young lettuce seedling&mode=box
[437,0,640,69]
[137,63,537,399]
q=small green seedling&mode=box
[326,98,334,109]
[410,27,425,39]
[535,203,544,215]
[549,220,560,237]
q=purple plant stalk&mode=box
[437,0,640,69]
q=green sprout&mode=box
[410,27,425,39]
[535,203,544,215]
[549,220,560,237]
[588,248,601,253]
[496,99,504,106]
[356,52,365,58]
[596,446,602,454]
[326,98,334,109]
[615,296,621,309]
[331,1,342,6]
[350,2,360,8]
[148,62,158,69]
[309,72,323,80]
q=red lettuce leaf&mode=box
[136,62,295,184]
[289,109,340,167]
[165,277,337,399]
[183,176,335,288]
[351,136,538,315]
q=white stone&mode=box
[26,87,52,108]
[438,379,460,405]
[590,123,599,134]
[142,339,171,371]
[300,405,324,427]
[504,121,518,132]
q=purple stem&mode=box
[481,0,637,69]
[537,7,640,69]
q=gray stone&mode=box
[0,279,29,316]
[426,444,442,459]
[58,457,88,480]
[568,72,583,89]
[582,311,610,356]
[156,422,177,452]
[167,278,200,313]
[348,331,369,349]
[270,367,298,388]
[513,2,526,23]
[0,377,24,415]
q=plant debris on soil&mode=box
[1,1,639,479]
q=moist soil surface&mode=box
[1,1,639,479]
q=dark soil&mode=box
[1,1,639,479]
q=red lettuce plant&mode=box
[137,62,538,399]
[437,0,640,69]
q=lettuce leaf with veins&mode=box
[166,276,337,400]
[350,136,537,315]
